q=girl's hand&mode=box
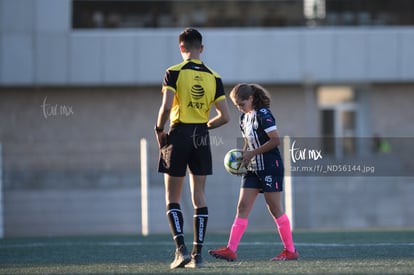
[242,150,255,167]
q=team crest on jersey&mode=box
[259,108,268,114]
[194,75,203,82]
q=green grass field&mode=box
[1,229,413,274]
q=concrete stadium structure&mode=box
[1,0,413,237]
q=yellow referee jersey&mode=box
[162,59,226,124]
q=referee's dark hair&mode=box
[179,28,203,50]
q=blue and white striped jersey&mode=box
[240,108,282,171]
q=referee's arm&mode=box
[207,98,230,130]
[156,88,174,130]
[155,89,174,148]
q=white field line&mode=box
[2,241,414,249]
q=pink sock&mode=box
[275,214,295,252]
[227,217,248,252]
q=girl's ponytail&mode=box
[251,84,271,109]
[230,83,271,109]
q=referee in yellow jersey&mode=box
[155,28,230,269]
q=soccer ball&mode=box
[223,149,248,176]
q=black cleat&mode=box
[170,245,191,269]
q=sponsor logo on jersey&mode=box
[187,84,205,109]
[191,84,204,99]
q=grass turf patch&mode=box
[1,229,413,274]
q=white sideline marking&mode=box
[2,241,414,249]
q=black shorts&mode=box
[241,165,284,193]
[158,123,212,177]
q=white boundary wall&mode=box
[1,0,414,86]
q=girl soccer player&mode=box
[208,83,298,261]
